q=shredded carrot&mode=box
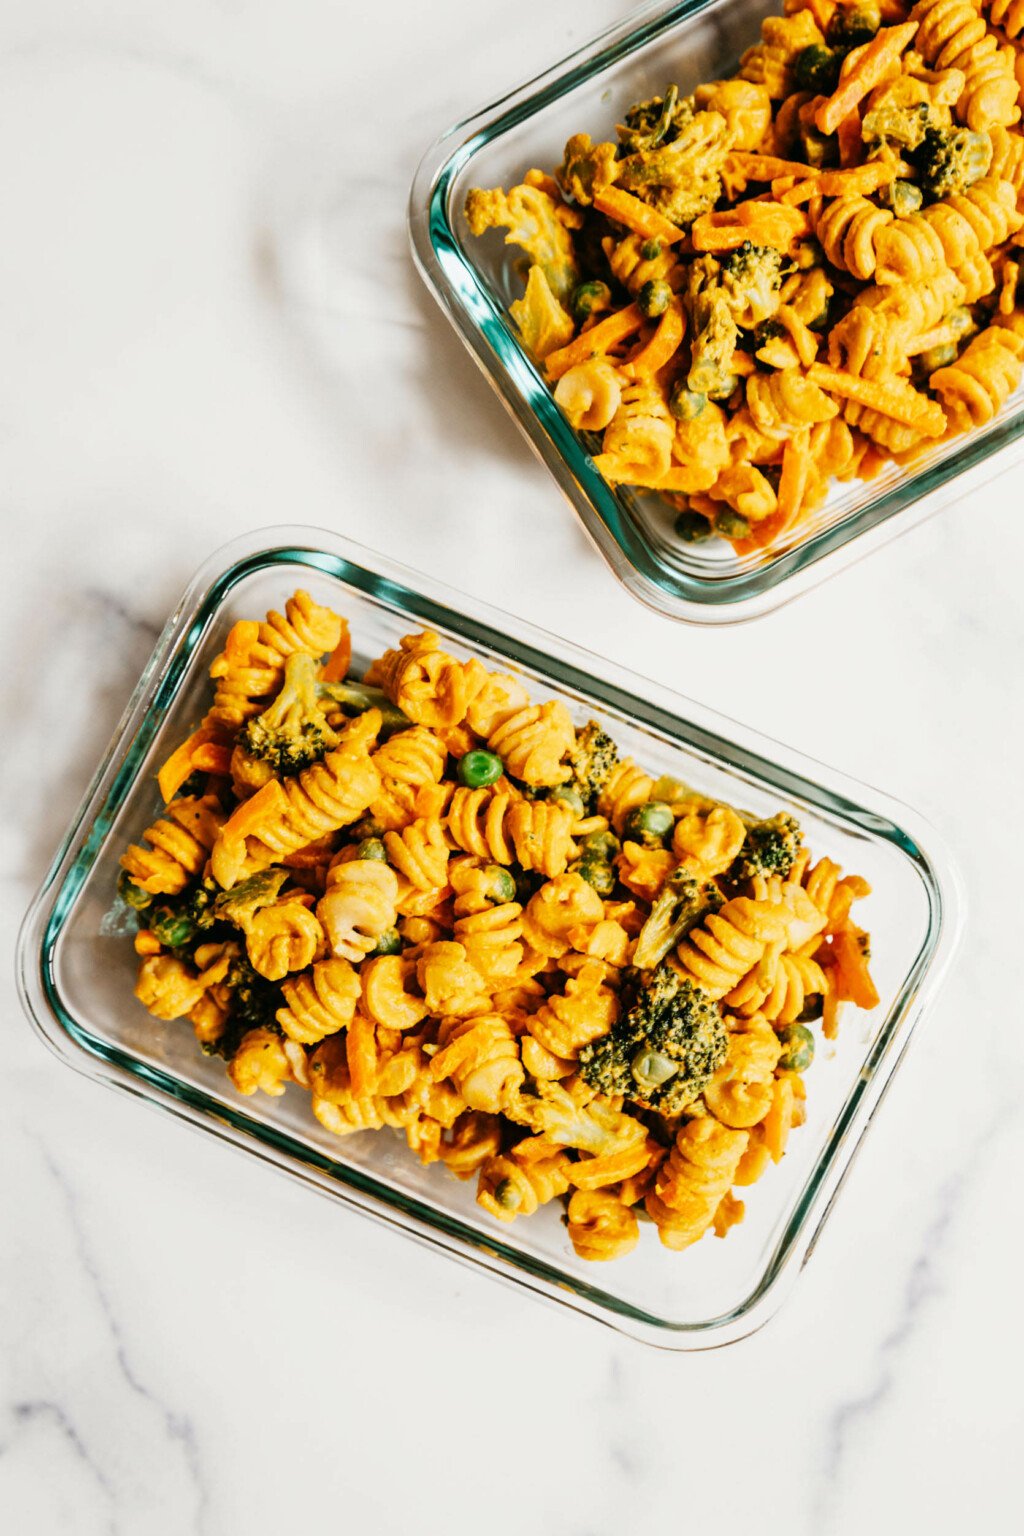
[544,303,644,380]
[906,322,963,356]
[726,152,813,181]
[321,622,352,683]
[837,110,865,167]
[189,744,229,777]
[776,305,820,368]
[804,0,837,30]
[218,778,288,844]
[134,930,162,956]
[831,930,881,1010]
[622,302,686,378]
[157,727,223,803]
[808,362,946,435]
[592,185,686,244]
[818,161,896,197]
[815,21,918,136]
[776,428,813,533]
[692,200,809,253]
[775,178,818,205]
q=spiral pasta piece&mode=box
[477,1149,573,1221]
[674,896,791,999]
[599,380,675,479]
[597,760,655,833]
[566,1190,640,1261]
[365,631,484,728]
[272,956,360,1045]
[815,197,894,282]
[438,1112,504,1179]
[212,713,382,886]
[553,360,623,432]
[521,873,604,959]
[645,1118,749,1251]
[911,0,1020,129]
[739,9,824,97]
[430,1014,524,1113]
[384,817,450,892]
[227,1028,297,1098]
[120,795,225,896]
[930,323,1024,427]
[703,1015,782,1127]
[358,954,429,1031]
[245,899,324,981]
[487,700,575,787]
[445,786,575,877]
[987,124,1024,201]
[369,726,447,830]
[520,962,620,1077]
[450,860,524,980]
[746,369,839,436]
[316,858,399,961]
[207,592,345,732]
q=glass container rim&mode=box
[408,0,1024,623]
[17,525,965,1347]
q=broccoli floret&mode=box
[507,1079,644,1155]
[202,954,284,1059]
[877,178,924,218]
[146,877,220,950]
[237,652,338,775]
[826,3,880,50]
[213,869,289,930]
[616,83,693,153]
[686,246,783,393]
[579,964,727,1113]
[566,720,620,812]
[575,1028,634,1098]
[556,134,620,207]
[912,125,992,201]
[617,111,731,227]
[733,812,803,882]
[317,679,410,732]
[632,870,723,970]
[793,44,843,96]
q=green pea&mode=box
[640,238,663,260]
[581,829,619,863]
[370,927,402,958]
[630,1046,679,1091]
[777,1023,815,1073]
[577,857,616,898]
[457,749,503,789]
[669,383,708,421]
[715,508,751,540]
[481,864,517,905]
[637,278,673,319]
[571,280,612,324]
[357,837,388,863]
[674,510,713,543]
[150,906,194,949]
[117,870,153,911]
[623,800,675,846]
[494,1178,522,1211]
[549,784,585,817]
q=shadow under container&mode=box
[410,0,1024,622]
[19,529,961,1347]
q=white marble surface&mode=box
[2,1,1023,1531]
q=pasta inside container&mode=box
[23,537,955,1345]
[413,0,1024,619]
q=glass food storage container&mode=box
[409,0,1024,623]
[18,529,961,1348]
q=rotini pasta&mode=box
[121,590,879,1263]
[465,6,1024,553]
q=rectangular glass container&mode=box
[409,0,1024,623]
[18,529,961,1347]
